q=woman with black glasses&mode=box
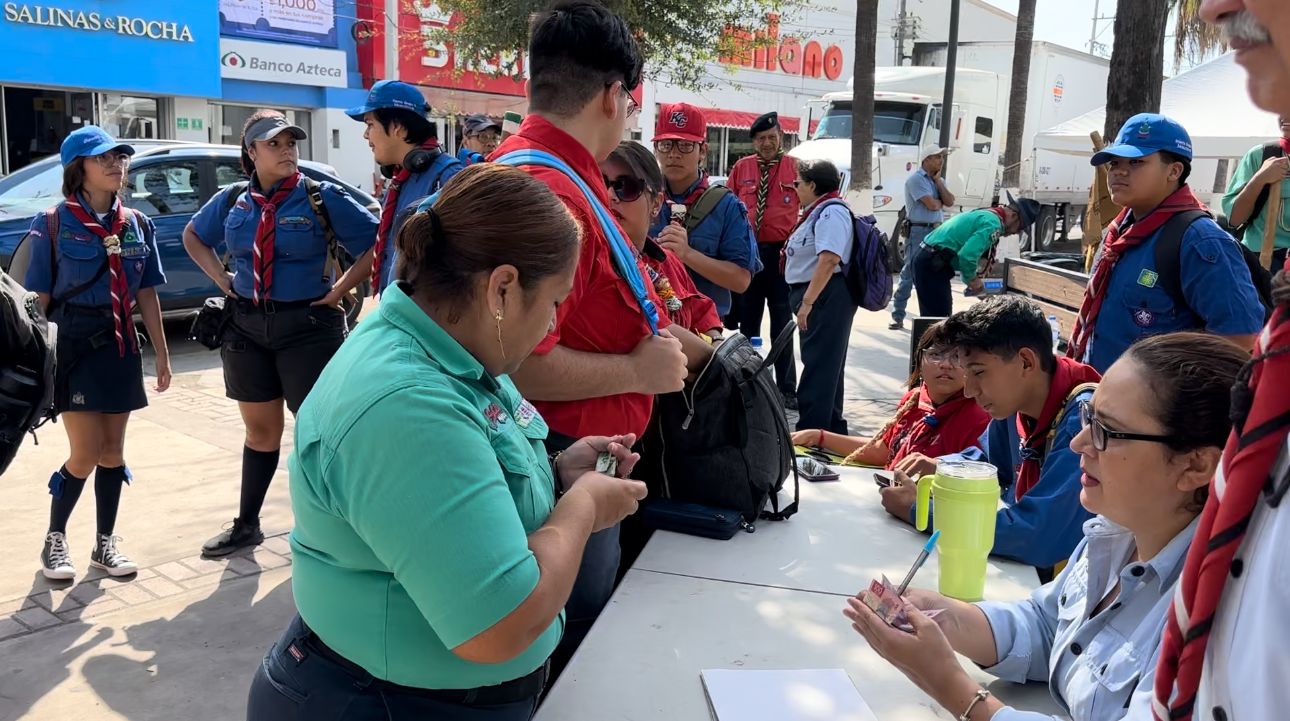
[845,332,1247,721]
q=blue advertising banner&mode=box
[0,1,220,97]
[219,0,337,49]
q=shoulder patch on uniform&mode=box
[235,200,251,211]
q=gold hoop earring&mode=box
[495,310,507,361]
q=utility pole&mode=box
[385,0,399,80]
[939,0,960,155]
[1089,0,1099,55]
[894,0,908,65]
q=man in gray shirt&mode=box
[891,147,955,330]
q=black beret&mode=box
[750,111,779,138]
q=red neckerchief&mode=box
[247,172,302,304]
[372,140,439,291]
[1014,356,1102,501]
[671,175,710,208]
[63,196,136,357]
[1068,185,1207,360]
[887,385,977,461]
[1280,137,1290,155]
[1153,285,1290,720]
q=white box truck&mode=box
[790,42,1110,263]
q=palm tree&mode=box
[1172,0,1227,68]
[1002,0,1036,188]
[1103,0,1169,141]
[849,0,879,213]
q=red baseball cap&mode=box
[655,103,707,143]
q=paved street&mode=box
[0,287,975,721]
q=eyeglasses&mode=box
[604,174,648,203]
[607,81,640,117]
[1078,400,1172,452]
[92,151,130,167]
[654,139,697,154]
[922,347,954,364]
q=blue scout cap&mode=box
[60,125,135,167]
[346,80,430,120]
[1091,113,1194,166]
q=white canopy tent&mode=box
[1033,53,1278,160]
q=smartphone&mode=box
[874,473,893,488]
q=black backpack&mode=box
[1154,209,1275,322]
[637,323,800,528]
[0,268,56,475]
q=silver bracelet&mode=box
[958,688,991,721]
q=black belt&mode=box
[59,303,114,317]
[233,296,320,313]
[909,222,941,228]
[301,624,549,706]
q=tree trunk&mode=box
[1001,0,1036,188]
[849,0,879,214]
[1103,0,1169,141]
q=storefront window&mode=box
[2,87,93,171]
[705,126,725,176]
[725,130,753,176]
[99,94,159,139]
[214,104,312,159]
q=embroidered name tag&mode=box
[278,216,314,229]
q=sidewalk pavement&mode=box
[0,286,975,721]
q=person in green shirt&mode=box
[247,163,649,721]
[912,194,1041,317]
[1220,118,1290,269]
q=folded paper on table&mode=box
[700,668,879,721]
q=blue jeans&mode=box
[247,615,541,721]
[891,225,933,324]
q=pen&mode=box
[895,529,941,596]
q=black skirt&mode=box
[52,306,147,414]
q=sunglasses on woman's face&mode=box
[604,175,647,203]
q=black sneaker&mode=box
[202,517,264,557]
[888,320,905,330]
[41,531,76,581]
[90,534,138,577]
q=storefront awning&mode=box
[704,108,802,134]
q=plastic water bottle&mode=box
[750,336,765,356]
[1047,315,1061,351]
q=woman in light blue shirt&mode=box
[846,332,1248,721]
[784,158,856,435]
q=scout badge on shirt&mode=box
[670,203,687,227]
[514,400,538,428]
[483,403,509,431]
[1136,269,1159,288]
[1133,308,1155,327]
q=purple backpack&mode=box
[813,199,894,311]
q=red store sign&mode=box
[719,14,846,81]
[399,1,526,96]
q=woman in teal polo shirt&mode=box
[247,164,649,720]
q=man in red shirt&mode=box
[727,111,800,407]
[493,0,711,676]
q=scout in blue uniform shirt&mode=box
[648,103,760,316]
[182,111,377,559]
[882,297,1099,573]
[1067,113,1264,373]
[457,113,501,165]
[346,80,464,294]
[25,126,172,581]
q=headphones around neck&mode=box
[379,146,440,179]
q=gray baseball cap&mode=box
[244,115,308,147]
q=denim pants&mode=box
[891,225,933,323]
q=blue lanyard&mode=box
[410,151,660,335]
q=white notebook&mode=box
[700,668,879,721]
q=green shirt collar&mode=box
[380,282,493,387]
